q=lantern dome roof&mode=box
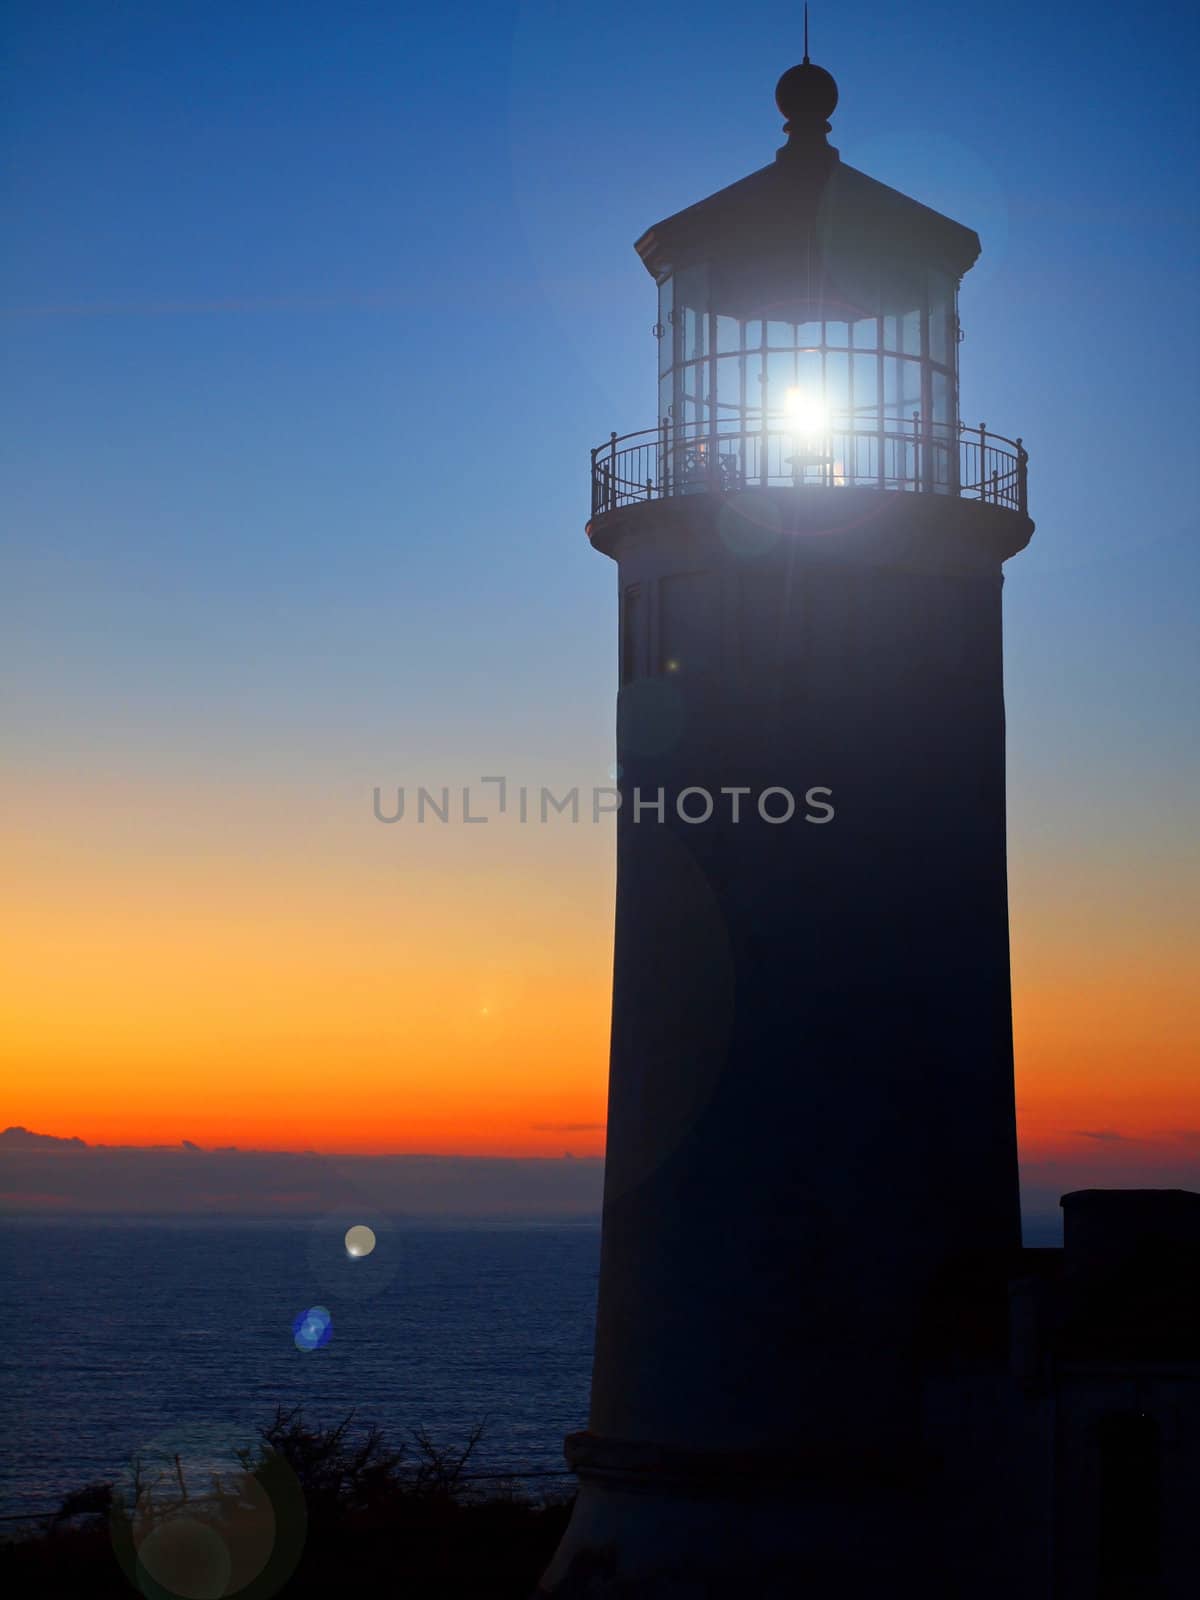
[635,158,980,283]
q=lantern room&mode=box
[592,57,1026,515]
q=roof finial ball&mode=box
[775,58,839,143]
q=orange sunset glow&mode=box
[4,762,1196,1172]
[1,771,613,1156]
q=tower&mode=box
[540,50,1033,1598]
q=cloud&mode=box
[0,1126,87,1149]
[1073,1129,1130,1143]
[530,1122,606,1133]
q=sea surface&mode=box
[0,1216,601,1522]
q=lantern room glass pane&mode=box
[716,354,741,412]
[684,307,703,361]
[658,277,673,377]
[652,260,961,475]
[825,351,850,420]
[884,356,900,408]
[852,353,878,418]
[796,349,821,398]
[674,264,709,367]
[716,314,740,354]
[931,369,952,428]
[744,351,763,414]
[766,350,796,413]
[928,270,954,368]
[680,358,713,434]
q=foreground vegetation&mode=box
[3,1408,574,1598]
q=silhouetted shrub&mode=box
[4,1409,575,1599]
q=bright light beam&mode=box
[783,386,827,437]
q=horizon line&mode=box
[0,1126,606,1159]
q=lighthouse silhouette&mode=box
[540,46,1034,1598]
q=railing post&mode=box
[978,422,988,501]
[1016,436,1027,517]
[912,409,921,494]
[591,445,598,518]
[660,415,669,498]
[609,431,618,512]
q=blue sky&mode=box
[2,2,1198,1190]
[5,1,1196,772]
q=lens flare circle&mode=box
[343,1224,376,1258]
[292,1305,333,1351]
[110,1419,305,1600]
[137,1514,232,1600]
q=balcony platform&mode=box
[587,482,1034,572]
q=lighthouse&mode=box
[540,49,1034,1597]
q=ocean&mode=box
[0,1215,600,1523]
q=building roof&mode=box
[919,1193,1200,1370]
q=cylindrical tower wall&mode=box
[587,487,1026,1461]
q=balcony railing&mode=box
[590,415,1028,519]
